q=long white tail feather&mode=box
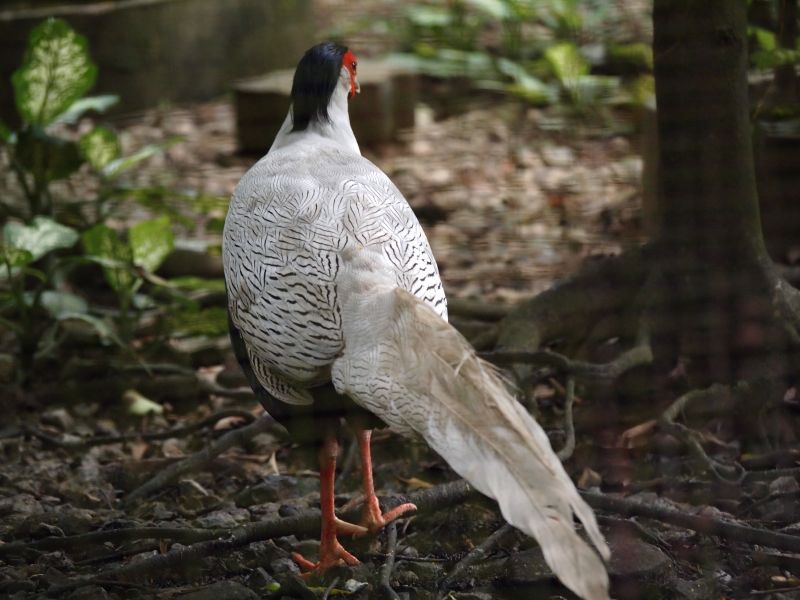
[332,252,610,600]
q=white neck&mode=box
[270,75,360,155]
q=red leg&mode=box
[356,428,417,534]
[292,434,365,574]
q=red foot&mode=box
[292,539,360,576]
[360,496,417,534]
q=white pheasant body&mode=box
[223,42,610,600]
[224,140,447,405]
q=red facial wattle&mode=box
[342,50,359,99]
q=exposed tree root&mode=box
[495,243,800,448]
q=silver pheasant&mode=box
[223,42,610,599]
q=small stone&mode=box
[770,475,800,494]
[292,539,319,560]
[178,580,259,600]
[196,507,249,529]
[41,408,74,431]
[66,585,110,600]
[270,556,300,576]
[236,475,314,507]
[394,567,419,587]
[278,504,301,518]
[540,145,575,167]
[401,559,444,583]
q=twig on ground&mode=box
[469,325,499,351]
[446,298,509,322]
[581,490,800,553]
[437,523,515,599]
[378,522,401,600]
[658,384,745,483]
[41,481,477,596]
[124,414,285,506]
[27,476,800,595]
[25,409,256,450]
[556,376,577,461]
[321,576,340,600]
[0,527,224,559]
[483,342,652,383]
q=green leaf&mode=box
[607,43,653,72]
[545,42,590,89]
[464,0,511,19]
[497,58,556,104]
[12,18,98,126]
[405,5,452,27]
[16,127,84,181]
[167,305,228,337]
[129,216,174,273]
[38,290,88,317]
[752,48,800,70]
[81,224,135,293]
[170,276,226,292]
[0,120,11,143]
[124,389,164,416]
[80,126,121,171]
[58,311,123,346]
[749,26,776,52]
[53,94,119,125]
[103,139,179,178]
[0,246,34,270]
[3,216,79,262]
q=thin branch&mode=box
[556,376,577,461]
[446,298,509,322]
[124,414,285,506]
[483,342,652,382]
[658,384,745,482]
[437,523,515,598]
[378,522,401,600]
[0,527,222,559]
[581,490,800,553]
[25,409,256,450]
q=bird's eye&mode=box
[351,61,357,72]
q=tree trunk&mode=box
[653,0,793,384]
[775,0,799,104]
[498,0,800,400]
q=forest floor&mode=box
[3,33,800,600]
[0,89,800,600]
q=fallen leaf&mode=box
[124,389,164,416]
[398,476,434,490]
[130,440,149,461]
[213,416,248,430]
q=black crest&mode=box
[290,42,348,132]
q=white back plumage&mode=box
[223,57,610,600]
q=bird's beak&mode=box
[354,79,361,95]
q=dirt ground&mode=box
[4,2,800,598]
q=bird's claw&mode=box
[360,498,417,534]
[292,540,360,577]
